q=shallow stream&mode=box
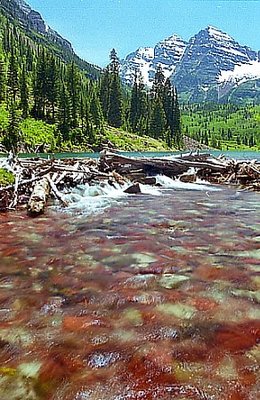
[0,179,259,399]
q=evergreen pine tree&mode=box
[84,99,95,144]
[3,21,11,53]
[129,71,148,135]
[129,70,139,132]
[90,89,104,130]
[79,92,85,132]
[99,68,110,119]
[33,48,47,118]
[108,74,123,128]
[46,55,59,122]
[20,62,29,118]
[4,101,20,152]
[58,83,71,140]
[107,49,123,128]
[172,88,182,148]
[151,65,165,99]
[137,85,149,135]
[149,97,166,139]
[162,78,174,146]
[66,62,80,128]
[0,54,6,103]
[7,43,19,103]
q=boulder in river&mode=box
[124,183,142,194]
[141,177,157,185]
[179,174,196,183]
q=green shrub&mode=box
[20,118,56,149]
[0,168,15,187]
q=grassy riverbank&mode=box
[0,105,173,153]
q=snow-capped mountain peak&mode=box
[120,34,187,86]
[206,25,233,41]
[120,26,260,103]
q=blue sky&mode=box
[28,0,260,67]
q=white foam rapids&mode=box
[155,175,222,191]
[61,175,221,214]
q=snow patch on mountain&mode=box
[120,35,187,86]
[219,61,260,85]
[207,25,233,42]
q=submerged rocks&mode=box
[159,273,190,289]
[0,183,260,399]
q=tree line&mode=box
[182,103,259,150]
[0,13,182,153]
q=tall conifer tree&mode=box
[20,62,29,118]
[129,70,139,132]
[0,55,6,103]
[149,97,166,139]
[90,89,104,130]
[129,71,148,135]
[46,55,59,122]
[151,65,165,99]
[66,62,80,128]
[99,68,110,119]
[58,83,71,140]
[5,101,20,152]
[107,49,123,128]
[33,48,47,118]
[7,43,19,103]
[172,88,182,147]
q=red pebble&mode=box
[190,297,218,311]
[214,321,260,352]
[62,315,106,331]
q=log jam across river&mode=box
[0,163,259,399]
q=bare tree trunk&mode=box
[27,177,50,216]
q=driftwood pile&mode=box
[0,154,125,215]
[100,151,260,189]
[0,151,259,216]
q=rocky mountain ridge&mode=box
[1,0,73,50]
[120,26,260,104]
[0,0,100,77]
[121,35,188,86]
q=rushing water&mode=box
[0,176,260,399]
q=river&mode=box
[1,149,260,160]
[0,152,259,399]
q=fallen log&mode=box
[46,175,68,207]
[27,177,50,216]
[100,151,229,177]
[9,172,21,209]
[0,151,259,215]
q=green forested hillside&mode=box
[182,103,260,150]
[0,7,182,154]
[0,0,100,78]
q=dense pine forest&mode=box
[182,103,260,151]
[0,11,182,153]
